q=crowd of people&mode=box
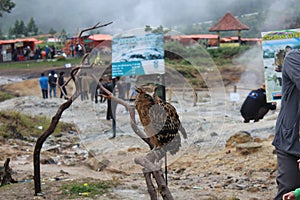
[39,71,137,121]
[12,45,58,62]
[38,70,67,100]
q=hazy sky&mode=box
[0,0,243,34]
[0,0,290,35]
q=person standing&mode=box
[240,83,276,123]
[69,43,74,57]
[98,78,105,103]
[273,49,300,200]
[130,75,137,99]
[45,45,50,59]
[39,73,48,99]
[103,78,114,120]
[80,73,91,101]
[48,70,58,98]
[124,75,131,99]
[58,71,67,99]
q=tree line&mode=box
[0,0,60,39]
[8,17,38,38]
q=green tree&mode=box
[8,26,14,37]
[27,17,38,36]
[145,25,152,32]
[18,20,26,35]
[0,28,5,39]
[9,19,18,35]
[9,19,27,37]
[0,0,15,17]
[144,25,170,34]
[48,28,56,34]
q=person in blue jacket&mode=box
[273,49,300,200]
[39,73,48,99]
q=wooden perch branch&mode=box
[91,74,154,149]
[91,75,174,200]
[144,170,158,200]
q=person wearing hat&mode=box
[58,71,68,99]
[240,83,277,123]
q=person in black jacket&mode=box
[58,71,68,99]
[103,78,114,120]
[273,49,300,200]
[240,83,276,123]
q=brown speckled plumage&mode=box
[135,87,187,155]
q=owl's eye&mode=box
[144,94,152,100]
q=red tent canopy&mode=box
[0,38,39,45]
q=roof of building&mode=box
[0,38,39,45]
[174,34,218,39]
[209,12,249,32]
[87,34,112,41]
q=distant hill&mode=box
[175,0,300,38]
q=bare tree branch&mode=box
[33,21,113,196]
[0,158,16,186]
[33,67,81,195]
[77,21,113,38]
[91,74,154,150]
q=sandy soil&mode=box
[0,66,279,200]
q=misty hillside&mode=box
[177,0,300,37]
[0,0,299,36]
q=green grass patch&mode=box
[207,45,251,65]
[0,91,16,102]
[0,110,76,139]
[0,58,82,70]
[61,181,113,198]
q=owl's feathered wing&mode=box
[151,93,187,155]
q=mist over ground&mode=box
[1,0,295,35]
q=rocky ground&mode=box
[0,65,279,200]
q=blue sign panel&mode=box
[112,34,165,77]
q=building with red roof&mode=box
[0,37,42,62]
[209,12,249,46]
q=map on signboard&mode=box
[112,34,164,77]
[261,28,300,102]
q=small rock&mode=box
[127,147,141,152]
[85,157,110,171]
[40,155,56,164]
[236,142,262,154]
[210,132,218,137]
[226,131,253,148]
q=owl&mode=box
[135,87,187,155]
